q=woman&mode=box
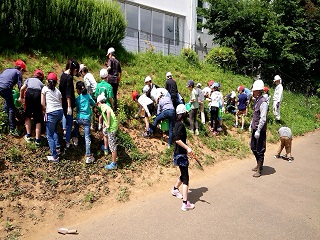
[41,72,63,162]
[59,59,79,148]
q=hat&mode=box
[100,68,108,78]
[97,93,106,103]
[231,91,236,98]
[33,69,44,79]
[237,85,245,92]
[252,80,264,91]
[142,85,150,93]
[186,80,194,87]
[196,83,201,88]
[273,75,281,81]
[144,76,152,83]
[132,91,139,101]
[166,72,172,78]
[213,82,219,88]
[176,104,187,114]
[15,59,27,71]
[107,47,115,55]
[79,64,85,72]
[47,72,57,81]
[263,86,269,92]
[208,80,214,86]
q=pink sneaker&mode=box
[181,201,195,211]
[171,188,183,199]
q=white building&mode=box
[117,0,213,59]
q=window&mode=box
[175,17,184,45]
[164,15,174,44]
[126,4,138,37]
[152,11,163,43]
[197,16,203,32]
[140,8,152,40]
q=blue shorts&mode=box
[173,154,189,167]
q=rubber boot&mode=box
[253,163,262,177]
[252,164,259,172]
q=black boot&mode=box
[253,163,262,177]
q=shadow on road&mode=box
[188,187,210,204]
[262,166,276,176]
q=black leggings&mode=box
[179,165,189,185]
[210,106,219,131]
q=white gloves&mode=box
[98,124,102,131]
[254,130,260,139]
[67,107,72,115]
[222,107,225,113]
[134,114,139,118]
[103,127,108,135]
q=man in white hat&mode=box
[250,79,268,177]
[272,75,283,123]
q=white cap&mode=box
[107,47,115,55]
[166,72,172,78]
[176,104,187,114]
[79,64,85,72]
[143,85,150,93]
[100,68,108,78]
[196,83,201,88]
[97,92,106,103]
[231,91,236,98]
[144,76,152,83]
[273,75,281,81]
[252,80,264,91]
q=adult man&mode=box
[165,72,179,109]
[250,79,268,177]
[106,47,121,111]
[0,59,26,136]
[272,75,283,123]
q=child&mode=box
[263,86,270,106]
[208,82,223,135]
[171,104,195,211]
[216,82,225,132]
[95,69,114,130]
[225,91,236,115]
[274,126,294,162]
[235,85,248,130]
[79,64,97,96]
[133,85,154,137]
[73,81,96,164]
[41,72,63,162]
[186,80,199,135]
[20,69,45,144]
[97,93,118,170]
[196,83,205,124]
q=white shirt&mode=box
[41,86,62,113]
[202,86,212,98]
[273,83,283,103]
[209,91,223,108]
[150,87,169,103]
[138,94,153,117]
[83,73,97,94]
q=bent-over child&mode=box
[274,126,294,162]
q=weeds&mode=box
[117,186,130,202]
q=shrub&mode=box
[180,48,200,67]
[205,47,237,70]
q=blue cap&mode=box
[186,80,194,87]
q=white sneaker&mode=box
[86,155,95,164]
[217,127,223,132]
[171,188,183,199]
[181,201,195,211]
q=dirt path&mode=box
[25,130,320,240]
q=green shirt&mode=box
[95,80,114,107]
[100,103,118,133]
[190,88,199,109]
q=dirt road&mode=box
[30,130,320,240]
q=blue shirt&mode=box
[0,68,23,89]
[237,93,247,110]
[75,93,96,120]
[157,96,174,115]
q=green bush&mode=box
[205,47,237,71]
[180,48,200,67]
[0,0,126,51]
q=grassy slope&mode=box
[0,50,319,238]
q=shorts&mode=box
[173,154,189,167]
[236,109,246,116]
[25,88,43,124]
[105,131,117,153]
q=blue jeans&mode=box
[62,113,73,143]
[74,118,91,156]
[0,88,15,130]
[46,109,63,158]
[149,109,175,146]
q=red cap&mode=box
[208,80,214,86]
[237,85,245,92]
[47,72,58,81]
[14,59,27,71]
[132,91,139,101]
[263,86,269,92]
[33,69,44,79]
